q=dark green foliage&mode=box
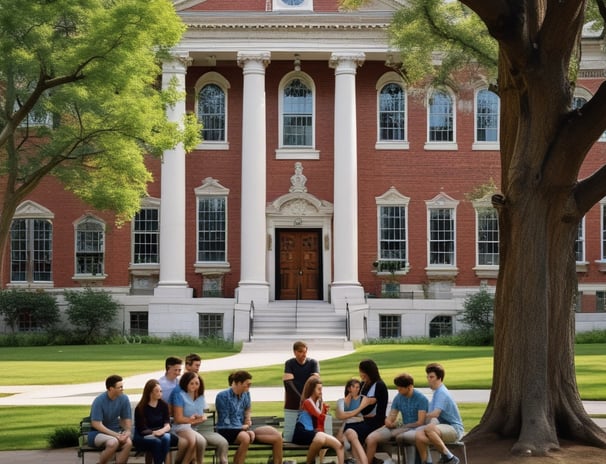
[459,288,494,333]
[47,426,79,448]
[0,289,59,332]
[64,288,122,342]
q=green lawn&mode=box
[0,402,487,451]
[1,342,605,451]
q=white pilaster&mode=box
[236,51,271,305]
[155,55,193,298]
[330,52,366,305]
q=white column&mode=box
[236,51,271,305]
[154,55,193,298]
[329,52,365,305]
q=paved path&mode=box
[2,345,606,463]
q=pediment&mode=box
[194,177,230,196]
[267,192,333,217]
[14,200,54,219]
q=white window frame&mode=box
[426,193,459,269]
[272,0,313,11]
[195,72,230,150]
[473,88,500,150]
[74,215,106,279]
[276,71,319,160]
[194,177,230,274]
[375,72,409,150]
[425,87,457,150]
[9,201,54,286]
[472,196,499,278]
[375,187,410,274]
[131,197,160,266]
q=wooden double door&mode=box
[276,229,322,300]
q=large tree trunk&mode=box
[463,0,606,455]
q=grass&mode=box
[2,342,605,450]
[0,402,486,451]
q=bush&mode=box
[576,330,606,344]
[47,426,79,448]
[0,289,60,332]
[64,288,122,342]
[459,288,494,333]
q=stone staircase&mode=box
[247,300,352,349]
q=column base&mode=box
[330,283,365,308]
[236,282,270,306]
[153,284,193,299]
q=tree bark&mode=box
[462,0,606,455]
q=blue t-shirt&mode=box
[390,388,428,425]
[430,384,464,436]
[88,392,132,446]
[215,387,251,430]
[171,385,207,416]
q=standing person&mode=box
[415,363,464,464]
[343,359,388,464]
[283,340,320,442]
[134,379,173,464]
[184,353,202,374]
[215,370,284,464]
[365,373,428,464]
[88,374,133,464]
[292,376,345,464]
[158,357,183,404]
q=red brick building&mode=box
[4,0,606,341]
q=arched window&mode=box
[75,217,105,276]
[428,89,454,142]
[475,89,499,143]
[378,83,406,141]
[282,78,313,147]
[198,83,226,142]
[429,315,453,338]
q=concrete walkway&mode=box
[2,344,606,463]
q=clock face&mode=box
[282,0,305,5]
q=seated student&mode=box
[335,378,367,445]
[292,376,344,464]
[134,379,172,464]
[365,373,428,464]
[343,360,389,464]
[88,374,133,464]
[171,371,229,464]
[415,363,464,464]
[215,370,284,464]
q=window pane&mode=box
[575,220,584,262]
[429,208,454,265]
[10,218,52,282]
[199,313,223,338]
[198,84,226,142]
[198,197,226,262]
[283,79,312,146]
[429,316,453,338]
[76,221,104,275]
[379,205,407,266]
[133,208,159,264]
[379,314,401,338]
[477,209,499,265]
[379,83,405,141]
[130,312,149,336]
[476,89,499,142]
[429,91,453,142]
[32,219,52,281]
[10,219,27,281]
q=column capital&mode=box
[162,53,192,74]
[329,52,365,71]
[237,51,271,69]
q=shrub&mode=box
[47,426,79,448]
[0,289,60,333]
[576,329,606,344]
[64,288,122,342]
[459,288,494,333]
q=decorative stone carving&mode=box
[289,162,307,193]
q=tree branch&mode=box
[575,164,606,216]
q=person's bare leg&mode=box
[344,428,368,464]
[415,428,430,463]
[232,430,253,464]
[177,430,197,464]
[254,426,283,464]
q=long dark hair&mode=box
[300,376,322,408]
[359,359,381,386]
[135,379,168,423]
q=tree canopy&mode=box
[0,0,200,278]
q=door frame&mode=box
[266,192,333,302]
